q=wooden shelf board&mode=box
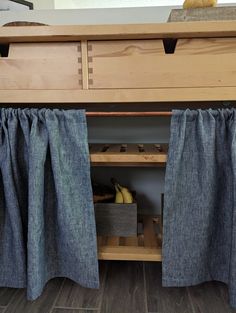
[1,87,236,103]
[1,21,236,43]
[97,215,162,261]
[90,143,168,166]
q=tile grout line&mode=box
[143,262,149,313]
[187,287,196,313]
[1,288,21,313]
[2,302,9,313]
[54,305,99,310]
[48,279,66,313]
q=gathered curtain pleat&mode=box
[0,108,99,300]
[163,108,236,308]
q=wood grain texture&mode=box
[0,42,82,90]
[88,39,164,89]
[88,39,164,57]
[87,112,171,117]
[168,6,236,22]
[0,74,80,90]
[88,52,236,89]
[8,42,81,58]
[1,87,236,103]
[2,22,236,43]
[175,38,236,55]
[144,262,194,313]
[52,309,99,313]
[0,262,236,312]
[55,262,107,309]
[188,282,236,313]
[100,262,146,313]
[98,245,162,261]
[0,288,18,306]
[143,216,157,247]
[4,278,63,313]
[81,41,89,89]
[0,58,82,90]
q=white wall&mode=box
[55,0,181,9]
[31,0,54,10]
[0,6,177,25]
[54,0,236,9]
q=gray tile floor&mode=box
[0,261,235,313]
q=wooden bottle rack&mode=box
[91,144,165,261]
[90,143,168,166]
[98,216,162,261]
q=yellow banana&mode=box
[183,0,217,9]
[115,185,123,203]
[117,184,133,204]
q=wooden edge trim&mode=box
[1,21,236,43]
[0,87,236,103]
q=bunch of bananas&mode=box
[183,0,217,9]
[111,178,134,204]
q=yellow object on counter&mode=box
[183,0,217,9]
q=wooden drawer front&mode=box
[88,38,236,89]
[0,42,82,90]
[175,37,236,55]
[88,39,165,89]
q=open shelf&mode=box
[97,215,162,261]
[90,143,168,166]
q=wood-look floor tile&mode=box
[0,288,18,306]
[4,278,63,313]
[53,309,98,313]
[188,281,236,313]
[144,262,194,313]
[100,261,146,313]
[55,261,108,309]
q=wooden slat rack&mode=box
[90,143,168,166]
[98,215,162,261]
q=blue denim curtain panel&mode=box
[0,108,99,300]
[163,109,236,307]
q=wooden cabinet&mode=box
[1,22,236,261]
[1,22,236,102]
